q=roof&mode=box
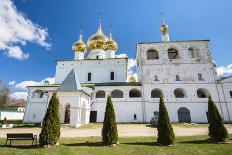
[55,57,127,63]
[137,40,210,45]
[57,69,82,92]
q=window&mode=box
[168,48,179,59]
[176,75,181,81]
[174,88,187,98]
[96,56,99,59]
[88,72,91,81]
[197,88,210,98]
[151,89,163,98]
[229,91,232,98]
[110,72,115,80]
[147,49,159,60]
[96,90,106,98]
[134,114,137,120]
[198,73,204,81]
[129,89,141,98]
[189,47,199,58]
[154,75,159,81]
[111,89,123,98]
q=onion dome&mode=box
[72,33,87,52]
[104,29,118,51]
[160,12,168,35]
[87,21,108,50]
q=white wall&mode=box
[0,111,24,120]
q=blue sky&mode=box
[0,0,232,99]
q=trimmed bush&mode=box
[39,92,60,147]
[102,95,118,145]
[157,95,175,145]
[208,96,228,142]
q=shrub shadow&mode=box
[64,142,104,147]
[179,139,209,144]
[0,145,38,149]
[122,142,156,146]
[146,124,156,128]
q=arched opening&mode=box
[197,88,210,98]
[96,90,105,98]
[177,107,191,123]
[151,89,163,98]
[147,49,159,60]
[189,47,199,58]
[174,88,187,98]
[129,88,141,98]
[111,89,123,98]
[64,104,70,124]
[168,48,179,59]
[33,90,43,98]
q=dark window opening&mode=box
[110,72,115,80]
[96,56,99,59]
[151,89,162,98]
[111,89,123,98]
[147,49,159,60]
[174,88,186,98]
[154,75,159,81]
[88,73,92,81]
[129,89,141,98]
[96,90,106,98]
[230,91,232,98]
[168,48,179,59]
[176,75,181,81]
[198,73,204,81]
[134,114,137,120]
[197,88,210,98]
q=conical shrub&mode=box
[102,95,118,145]
[208,96,228,142]
[157,95,175,145]
[39,92,60,146]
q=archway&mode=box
[177,107,191,123]
[129,88,141,98]
[64,104,70,124]
[96,90,106,98]
[197,88,210,98]
[111,89,123,98]
[174,88,187,98]
[151,89,163,98]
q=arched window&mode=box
[197,88,210,98]
[174,88,187,98]
[129,88,141,98]
[147,49,159,60]
[168,48,179,59]
[189,47,199,58]
[151,89,163,98]
[96,90,106,98]
[111,89,123,98]
[177,107,191,123]
[33,90,43,98]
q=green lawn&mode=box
[0,135,231,155]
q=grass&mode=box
[172,123,209,128]
[0,135,231,155]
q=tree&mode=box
[157,95,175,145]
[0,79,10,107]
[208,96,228,142]
[102,95,119,145]
[39,92,60,147]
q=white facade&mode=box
[24,24,232,127]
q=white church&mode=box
[23,17,232,128]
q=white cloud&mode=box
[10,92,28,100]
[9,81,16,86]
[115,53,127,58]
[0,0,50,60]
[128,58,136,75]
[15,77,55,90]
[216,64,232,77]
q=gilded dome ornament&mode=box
[104,24,118,51]
[72,27,87,52]
[87,19,109,50]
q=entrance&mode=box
[64,105,70,124]
[90,111,97,122]
[177,107,191,123]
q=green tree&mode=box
[102,95,119,145]
[39,92,60,147]
[157,95,175,145]
[208,96,228,142]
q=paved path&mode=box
[1,124,232,138]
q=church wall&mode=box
[55,58,127,84]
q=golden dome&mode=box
[72,34,87,52]
[104,33,118,51]
[87,22,108,50]
[160,23,168,35]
